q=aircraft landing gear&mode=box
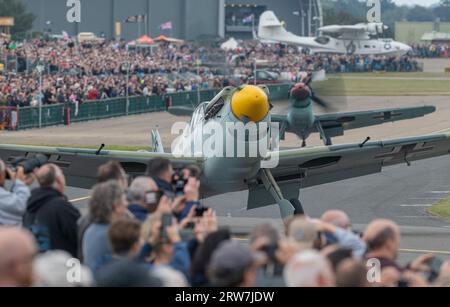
[259,168,295,220]
[290,198,305,216]
[315,121,332,146]
[302,139,307,148]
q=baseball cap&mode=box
[209,240,256,272]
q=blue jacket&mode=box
[170,242,191,281]
[0,180,30,226]
[153,177,174,196]
[128,204,149,222]
[139,242,191,281]
[82,223,111,272]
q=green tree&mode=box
[405,5,435,22]
[322,0,366,25]
[322,8,365,26]
[433,0,450,22]
[320,0,439,38]
[0,0,35,39]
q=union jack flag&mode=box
[243,14,254,24]
[159,21,173,30]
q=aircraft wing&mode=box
[271,115,287,123]
[318,24,369,39]
[319,24,367,34]
[271,115,289,140]
[315,106,436,139]
[167,106,195,117]
[247,133,450,209]
[0,145,203,189]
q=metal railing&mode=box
[13,84,291,130]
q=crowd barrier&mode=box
[14,84,291,130]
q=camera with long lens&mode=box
[5,154,48,179]
[171,170,188,196]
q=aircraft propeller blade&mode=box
[311,93,336,112]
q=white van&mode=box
[77,32,104,44]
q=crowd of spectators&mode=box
[1,157,450,287]
[228,41,421,80]
[0,37,424,109]
[411,43,450,58]
[0,38,230,108]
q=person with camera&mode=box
[0,159,34,226]
[146,159,202,221]
[138,199,219,284]
[23,164,81,257]
[127,177,160,222]
[140,211,191,281]
[363,219,450,287]
[249,223,286,287]
[317,210,367,258]
[145,158,175,196]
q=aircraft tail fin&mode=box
[258,11,289,41]
[151,130,165,154]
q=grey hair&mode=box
[128,177,154,203]
[249,223,280,245]
[89,180,124,224]
[37,164,64,188]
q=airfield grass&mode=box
[333,72,450,79]
[427,197,450,221]
[314,72,450,96]
[41,144,152,152]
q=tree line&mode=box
[323,0,450,33]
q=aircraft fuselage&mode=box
[277,36,411,56]
[172,86,273,197]
[286,98,316,142]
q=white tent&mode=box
[221,37,239,51]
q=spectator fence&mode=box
[15,83,291,130]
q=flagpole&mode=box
[252,15,255,39]
[145,14,148,35]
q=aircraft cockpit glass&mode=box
[314,36,331,45]
[190,102,207,128]
[205,97,225,120]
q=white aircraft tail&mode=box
[151,130,165,153]
[258,11,289,41]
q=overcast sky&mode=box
[392,0,439,6]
